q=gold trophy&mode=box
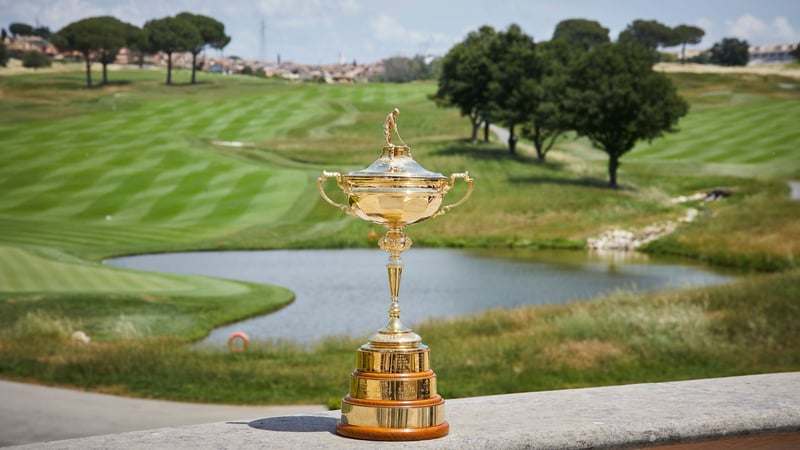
[318,108,473,441]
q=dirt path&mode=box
[0,379,326,447]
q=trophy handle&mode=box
[433,172,473,218]
[317,171,352,215]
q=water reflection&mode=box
[106,249,737,345]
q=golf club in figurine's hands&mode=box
[318,108,473,441]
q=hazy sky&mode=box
[2,0,798,64]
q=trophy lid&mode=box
[347,145,446,179]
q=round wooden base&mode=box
[336,421,449,441]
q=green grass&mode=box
[0,268,796,405]
[0,68,798,404]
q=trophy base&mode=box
[337,420,450,441]
[335,335,449,441]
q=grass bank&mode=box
[0,68,798,402]
[1,269,796,405]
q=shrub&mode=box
[21,50,51,69]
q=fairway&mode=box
[0,72,453,337]
[627,74,800,178]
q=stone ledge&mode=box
[13,372,800,449]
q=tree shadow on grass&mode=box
[509,175,635,191]
[245,415,338,434]
[432,141,566,170]
[101,80,133,87]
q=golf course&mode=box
[0,65,798,406]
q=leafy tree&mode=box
[124,23,148,68]
[383,56,422,82]
[32,26,52,40]
[792,43,800,61]
[432,26,499,142]
[21,50,51,68]
[9,23,34,37]
[144,16,201,85]
[489,24,538,155]
[0,41,9,67]
[175,12,230,84]
[213,35,231,54]
[419,55,442,80]
[521,39,576,162]
[52,16,135,88]
[563,43,688,188]
[709,38,749,66]
[673,25,705,63]
[618,19,678,62]
[551,18,610,51]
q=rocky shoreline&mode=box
[587,189,734,251]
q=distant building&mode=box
[748,43,798,65]
[5,35,58,56]
[666,42,798,66]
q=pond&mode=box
[106,249,738,346]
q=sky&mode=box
[2,0,798,64]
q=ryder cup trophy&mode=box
[318,108,473,441]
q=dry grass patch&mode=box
[543,339,627,369]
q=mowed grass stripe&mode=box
[138,161,217,222]
[631,98,800,168]
[0,221,180,249]
[204,170,289,221]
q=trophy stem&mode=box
[372,229,419,347]
[387,256,402,321]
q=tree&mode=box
[383,56,422,82]
[618,19,678,62]
[32,26,52,40]
[9,23,34,37]
[521,39,576,162]
[563,43,688,188]
[21,50,51,68]
[673,25,705,64]
[144,16,201,85]
[124,23,148,68]
[0,41,9,68]
[551,18,610,51]
[489,24,538,155]
[52,16,135,88]
[175,12,229,84]
[432,26,499,142]
[792,43,800,61]
[709,38,749,66]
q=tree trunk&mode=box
[483,121,490,143]
[102,54,108,85]
[166,51,172,85]
[508,124,517,155]
[608,154,619,188]
[191,51,197,84]
[84,54,92,89]
[470,117,479,142]
[534,125,545,161]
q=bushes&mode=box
[21,50,52,69]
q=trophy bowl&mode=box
[317,109,473,441]
[319,145,472,230]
